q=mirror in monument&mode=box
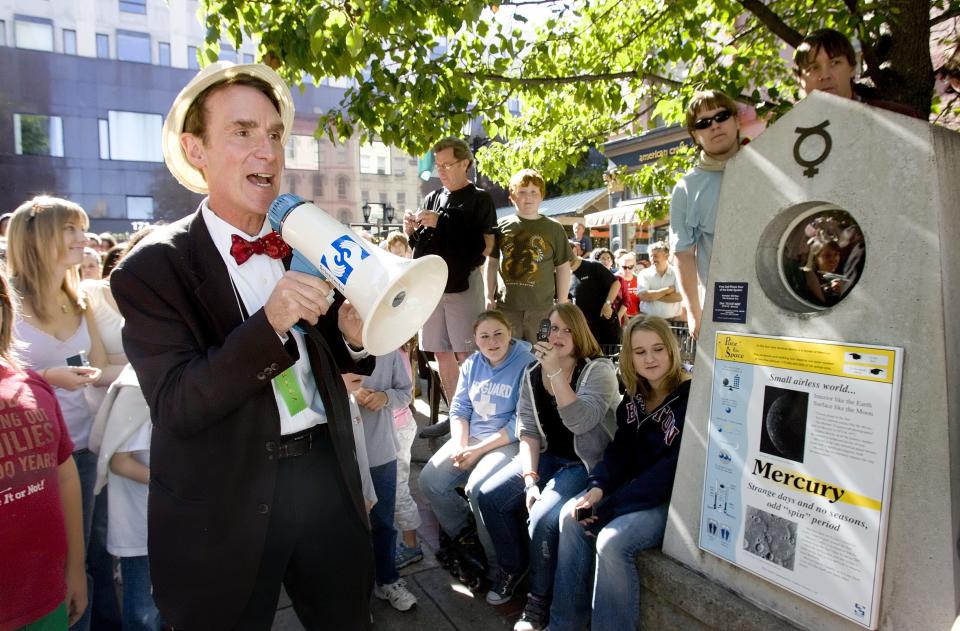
[779,207,865,310]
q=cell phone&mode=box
[65,351,90,367]
[537,319,551,342]
[574,505,596,521]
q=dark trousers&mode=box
[233,425,374,630]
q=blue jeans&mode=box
[476,452,587,598]
[549,499,669,631]
[119,556,161,631]
[369,460,399,586]
[71,449,122,631]
[418,438,518,572]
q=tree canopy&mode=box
[202,0,958,212]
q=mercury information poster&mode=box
[698,332,902,630]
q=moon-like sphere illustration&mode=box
[765,393,806,460]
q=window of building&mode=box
[359,141,391,175]
[313,174,324,198]
[96,33,109,58]
[379,192,388,204]
[15,16,53,52]
[219,42,237,63]
[242,53,254,64]
[337,176,349,200]
[63,29,77,55]
[361,190,369,203]
[158,42,171,66]
[126,196,154,220]
[119,0,147,14]
[117,30,150,63]
[285,135,319,170]
[14,114,64,157]
[396,191,406,207]
[0,20,6,47]
[99,111,162,162]
[98,120,110,159]
[187,45,199,69]
[338,209,351,224]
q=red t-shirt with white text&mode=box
[0,366,75,630]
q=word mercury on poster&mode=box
[698,332,902,630]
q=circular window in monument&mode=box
[755,203,866,313]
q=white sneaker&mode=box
[374,579,418,612]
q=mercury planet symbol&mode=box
[764,392,806,461]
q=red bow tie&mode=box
[229,231,292,265]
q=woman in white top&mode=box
[7,196,120,630]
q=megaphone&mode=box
[269,194,447,356]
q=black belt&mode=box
[278,424,326,459]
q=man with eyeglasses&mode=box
[404,137,497,438]
[668,89,743,341]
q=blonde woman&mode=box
[7,196,118,629]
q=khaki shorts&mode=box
[499,306,553,345]
[420,268,484,353]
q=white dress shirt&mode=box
[202,201,325,434]
[637,263,682,319]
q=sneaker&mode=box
[486,567,527,605]
[395,542,424,569]
[513,593,549,631]
[374,579,418,612]
[419,419,450,438]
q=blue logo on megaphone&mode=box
[320,235,369,285]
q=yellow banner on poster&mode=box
[715,334,895,384]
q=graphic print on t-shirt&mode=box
[0,385,58,507]
[501,230,548,287]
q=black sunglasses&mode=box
[694,109,733,130]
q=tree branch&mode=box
[465,69,683,89]
[931,8,960,27]
[735,0,803,48]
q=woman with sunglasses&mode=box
[614,251,640,325]
[6,196,118,629]
[476,303,620,631]
[548,315,691,631]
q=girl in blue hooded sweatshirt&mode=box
[419,310,535,590]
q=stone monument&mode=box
[662,91,960,630]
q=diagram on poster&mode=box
[698,332,902,630]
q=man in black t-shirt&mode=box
[569,252,621,346]
[404,137,496,436]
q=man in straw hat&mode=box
[111,62,375,630]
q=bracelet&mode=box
[522,471,539,481]
[546,368,563,380]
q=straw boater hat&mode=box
[161,62,295,194]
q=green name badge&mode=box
[274,367,307,416]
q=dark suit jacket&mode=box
[111,210,373,629]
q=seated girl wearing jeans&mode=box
[476,303,620,631]
[418,311,535,590]
[549,315,691,631]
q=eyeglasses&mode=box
[621,265,634,270]
[436,159,465,171]
[693,109,733,130]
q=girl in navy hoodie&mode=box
[549,315,691,631]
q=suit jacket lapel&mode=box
[187,211,244,341]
